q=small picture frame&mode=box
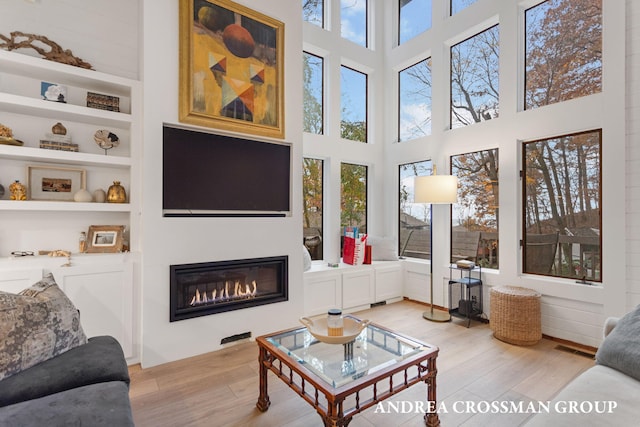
[86,225,125,253]
[27,165,86,201]
[41,82,67,103]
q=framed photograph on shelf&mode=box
[86,225,125,253]
[179,0,285,139]
[27,165,86,201]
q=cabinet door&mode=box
[342,269,374,311]
[51,262,133,359]
[304,272,342,316]
[374,264,402,302]
[0,268,43,293]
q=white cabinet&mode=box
[51,261,134,359]
[374,263,403,303]
[342,268,375,311]
[0,254,137,362]
[0,267,43,293]
[303,270,342,316]
[0,50,140,255]
[303,261,403,316]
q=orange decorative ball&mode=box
[222,24,255,58]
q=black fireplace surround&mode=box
[170,256,288,322]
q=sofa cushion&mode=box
[367,235,398,261]
[595,304,640,381]
[524,365,638,426]
[0,381,134,427]
[0,273,87,381]
[0,335,129,407]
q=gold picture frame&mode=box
[86,225,125,253]
[179,0,285,139]
[27,165,86,201]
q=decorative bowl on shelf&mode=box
[299,316,370,345]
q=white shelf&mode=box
[0,92,132,129]
[0,50,136,98]
[0,200,131,212]
[0,144,130,168]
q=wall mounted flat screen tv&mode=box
[163,125,291,217]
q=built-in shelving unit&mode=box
[0,49,140,254]
[0,50,141,362]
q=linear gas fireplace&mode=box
[170,256,288,322]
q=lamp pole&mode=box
[414,166,458,322]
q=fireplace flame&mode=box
[189,280,258,307]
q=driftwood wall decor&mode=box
[0,31,93,69]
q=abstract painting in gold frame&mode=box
[179,0,285,139]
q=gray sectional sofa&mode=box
[525,307,640,426]
[0,335,134,426]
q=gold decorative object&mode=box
[107,181,127,203]
[9,180,27,200]
[52,122,67,135]
[0,123,23,146]
[0,123,12,138]
[0,31,93,69]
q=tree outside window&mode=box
[341,163,367,237]
[523,130,601,282]
[341,0,367,47]
[303,52,324,135]
[451,149,499,269]
[399,0,432,45]
[525,0,602,110]
[399,160,432,260]
[303,0,324,27]
[340,65,368,142]
[450,25,499,129]
[303,158,324,260]
[399,58,432,142]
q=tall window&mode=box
[303,0,324,27]
[399,58,432,142]
[303,158,324,260]
[450,25,499,129]
[399,0,432,45]
[451,149,499,269]
[399,160,432,260]
[341,163,368,236]
[522,130,601,282]
[341,0,367,47]
[450,0,477,15]
[303,52,324,135]
[525,0,602,110]
[340,65,368,142]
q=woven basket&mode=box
[490,286,541,346]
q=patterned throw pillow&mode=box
[0,273,87,381]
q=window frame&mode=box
[521,129,602,283]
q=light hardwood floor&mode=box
[129,300,595,427]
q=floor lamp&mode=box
[414,166,458,322]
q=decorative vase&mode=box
[9,180,27,201]
[93,188,106,203]
[107,181,126,203]
[74,188,93,202]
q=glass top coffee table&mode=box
[256,316,440,427]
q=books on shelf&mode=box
[40,133,78,152]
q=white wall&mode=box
[139,0,303,367]
[626,0,640,309]
[0,0,139,80]
[1,0,637,361]
[382,0,626,348]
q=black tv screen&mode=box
[163,126,291,216]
